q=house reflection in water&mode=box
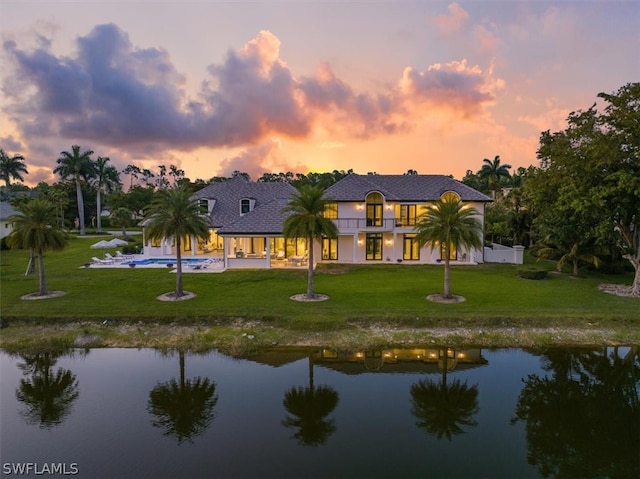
[316,348,488,374]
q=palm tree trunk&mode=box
[96,189,102,233]
[37,252,47,296]
[175,237,183,297]
[573,259,579,277]
[75,179,86,235]
[443,257,451,298]
[306,236,314,299]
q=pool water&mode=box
[124,257,211,266]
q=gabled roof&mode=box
[0,202,18,220]
[217,198,291,235]
[190,176,297,228]
[323,174,491,202]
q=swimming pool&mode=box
[124,257,211,266]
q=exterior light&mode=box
[356,204,364,210]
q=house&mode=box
[142,174,492,269]
[318,174,491,265]
[0,201,17,239]
[141,176,297,268]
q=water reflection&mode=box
[147,350,218,444]
[1,346,637,478]
[15,350,82,429]
[282,350,339,446]
[512,347,640,478]
[410,348,479,440]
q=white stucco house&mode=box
[141,174,494,269]
[0,202,17,239]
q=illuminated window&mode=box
[322,237,338,260]
[440,242,457,261]
[323,202,338,219]
[366,192,383,227]
[396,204,417,226]
[441,191,460,203]
[366,233,382,260]
[403,234,420,260]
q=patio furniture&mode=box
[92,256,114,265]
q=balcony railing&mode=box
[331,218,417,230]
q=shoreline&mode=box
[1,319,637,355]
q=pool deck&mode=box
[82,256,226,273]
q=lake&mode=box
[0,346,637,478]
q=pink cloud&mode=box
[434,2,469,33]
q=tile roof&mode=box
[0,201,18,220]
[323,174,491,202]
[190,176,297,228]
[217,198,291,235]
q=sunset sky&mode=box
[2,1,638,186]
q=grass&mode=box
[1,236,639,351]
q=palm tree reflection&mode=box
[282,350,339,446]
[16,351,80,429]
[410,347,479,440]
[148,350,218,444]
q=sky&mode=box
[1,0,638,186]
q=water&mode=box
[123,257,212,266]
[0,347,637,479]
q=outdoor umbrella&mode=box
[90,240,113,249]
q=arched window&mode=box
[366,192,383,227]
[441,191,460,202]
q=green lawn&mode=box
[1,236,638,330]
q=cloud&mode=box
[434,2,469,33]
[217,139,306,179]
[399,59,504,117]
[2,24,502,161]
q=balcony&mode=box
[332,218,416,231]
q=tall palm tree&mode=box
[92,157,120,233]
[282,185,338,299]
[0,149,28,188]
[414,196,483,299]
[479,155,511,199]
[148,351,218,444]
[144,186,210,298]
[54,145,95,235]
[7,199,67,296]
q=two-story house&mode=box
[320,174,492,265]
[141,174,492,269]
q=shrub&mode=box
[517,267,548,280]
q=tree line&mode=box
[2,82,638,294]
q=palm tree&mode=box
[92,157,120,233]
[143,186,210,298]
[54,145,95,235]
[0,149,28,188]
[414,196,483,299]
[148,351,218,444]
[479,155,511,199]
[282,185,338,299]
[6,199,67,296]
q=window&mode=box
[403,234,420,260]
[240,199,251,215]
[396,204,417,226]
[151,237,161,247]
[440,242,457,261]
[184,236,191,251]
[441,191,460,202]
[198,199,209,214]
[323,202,338,219]
[322,237,338,260]
[366,192,383,227]
[366,233,382,260]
